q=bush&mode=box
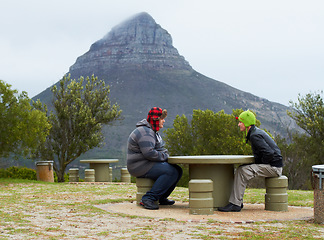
[1,166,37,180]
[177,165,189,188]
[0,166,74,182]
[0,168,7,178]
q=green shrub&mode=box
[177,165,189,188]
[0,168,8,178]
[2,166,37,180]
[0,166,73,182]
[53,171,69,182]
[130,175,136,183]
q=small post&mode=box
[69,168,79,182]
[121,168,131,183]
[265,175,288,211]
[85,169,95,182]
[109,167,113,182]
[189,179,214,215]
[136,178,157,205]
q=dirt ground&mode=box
[0,182,321,239]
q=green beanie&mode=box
[236,110,256,141]
[237,110,256,127]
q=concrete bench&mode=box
[136,178,157,205]
[120,168,131,183]
[85,169,95,182]
[189,179,214,215]
[265,175,288,211]
[69,168,79,182]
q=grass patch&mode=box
[244,188,313,207]
[90,198,133,205]
[232,220,321,239]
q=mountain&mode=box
[34,12,295,166]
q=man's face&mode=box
[238,121,246,132]
[159,118,165,129]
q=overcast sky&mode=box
[1,0,323,106]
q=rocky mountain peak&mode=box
[101,12,169,45]
[69,12,192,72]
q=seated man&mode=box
[127,107,182,210]
[218,110,283,212]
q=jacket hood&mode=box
[136,119,151,129]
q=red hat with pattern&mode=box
[147,107,167,132]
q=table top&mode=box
[313,164,324,172]
[168,155,254,164]
[80,159,119,164]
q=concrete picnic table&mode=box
[168,155,254,209]
[79,159,119,182]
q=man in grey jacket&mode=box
[127,107,182,210]
[218,110,283,212]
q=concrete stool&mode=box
[109,167,113,182]
[121,168,131,183]
[265,175,288,211]
[189,179,214,215]
[136,178,157,205]
[85,169,95,182]
[69,168,79,182]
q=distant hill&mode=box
[33,12,295,167]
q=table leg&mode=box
[189,164,234,209]
[89,163,110,182]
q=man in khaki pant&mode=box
[218,110,283,212]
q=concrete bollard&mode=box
[69,168,79,182]
[35,161,54,182]
[136,178,157,205]
[85,169,95,182]
[109,167,113,182]
[265,175,288,211]
[189,179,214,215]
[121,168,131,183]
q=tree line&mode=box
[0,76,323,189]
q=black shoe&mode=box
[140,199,159,210]
[159,199,175,205]
[218,203,242,212]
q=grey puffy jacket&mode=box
[126,119,169,177]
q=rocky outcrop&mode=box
[70,12,192,72]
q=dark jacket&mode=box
[246,125,283,167]
[126,119,169,177]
